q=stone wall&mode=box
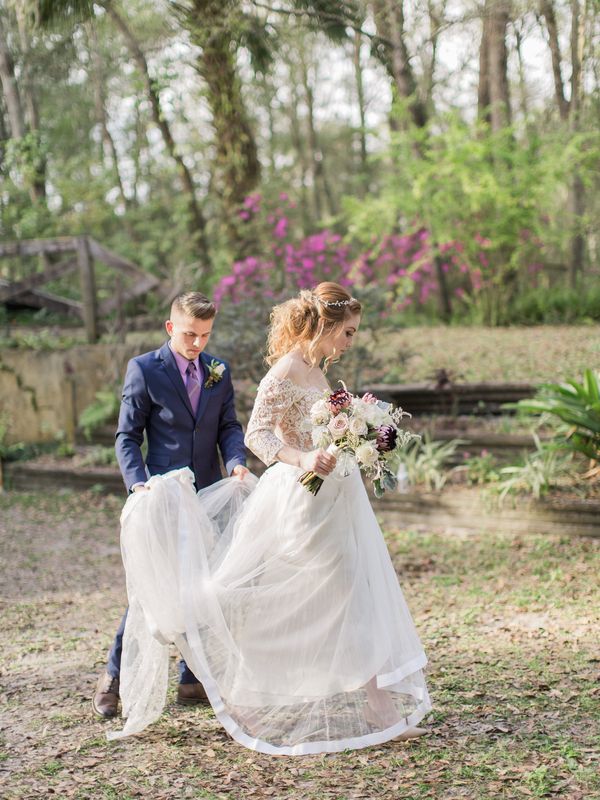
[0,344,154,445]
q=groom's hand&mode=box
[232,465,249,480]
[132,484,150,493]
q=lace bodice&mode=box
[244,374,325,466]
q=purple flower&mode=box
[274,217,288,239]
[376,425,398,453]
[327,388,352,415]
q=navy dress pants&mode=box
[106,607,199,684]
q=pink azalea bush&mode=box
[213,194,544,322]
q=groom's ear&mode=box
[165,320,174,336]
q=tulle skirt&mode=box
[107,464,431,754]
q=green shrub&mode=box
[495,437,573,502]
[400,434,466,491]
[79,390,120,441]
[80,446,118,467]
[510,370,600,461]
[507,285,600,325]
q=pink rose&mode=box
[327,413,349,440]
[362,393,378,404]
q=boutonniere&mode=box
[204,359,226,389]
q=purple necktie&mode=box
[185,361,201,414]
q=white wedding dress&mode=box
[107,373,431,754]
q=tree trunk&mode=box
[487,0,511,131]
[539,0,569,120]
[372,0,428,129]
[353,30,368,193]
[513,20,529,120]
[103,3,212,270]
[131,98,144,206]
[288,66,311,234]
[259,74,277,181]
[568,0,586,286]
[478,9,491,122]
[185,0,260,255]
[570,0,584,121]
[14,10,47,201]
[300,54,336,219]
[0,15,25,139]
[86,23,129,213]
[424,0,445,114]
[434,253,452,320]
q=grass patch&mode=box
[0,491,598,799]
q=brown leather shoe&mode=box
[92,671,120,719]
[177,682,209,706]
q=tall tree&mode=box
[299,47,337,218]
[538,0,588,285]
[0,10,47,204]
[371,0,428,129]
[352,29,369,192]
[180,0,261,255]
[478,0,512,131]
[0,13,25,140]
[101,3,212,271]
[539,0,569,120]
[85,21,129,213]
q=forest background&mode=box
[0,0,598,367]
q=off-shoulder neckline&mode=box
[260,373,330,395]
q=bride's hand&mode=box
[300,448,337,476]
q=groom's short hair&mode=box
[171,292,216,320]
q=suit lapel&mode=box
[159,342,195,419]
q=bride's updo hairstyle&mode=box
[266,282,362,369]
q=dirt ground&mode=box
[0,489,598,800]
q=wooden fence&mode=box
[0,236,165,342]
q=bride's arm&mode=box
[244,374,335,474]
[276,444,336,474]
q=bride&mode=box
[108,282,432,755]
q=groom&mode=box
[93,291,248,718]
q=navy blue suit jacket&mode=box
[115,342,246,492]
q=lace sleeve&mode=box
[244,375,299,466]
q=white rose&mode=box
[312,425,332,448]
[349,416,368,436]
[364,401,394,427]
[355,441,380,466]
[328,412,349,440]
[214,363,226,376]
[310,399,330,425]
[350,398,368,420]
[364,404,386,426]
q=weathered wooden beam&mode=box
[88,238,160,284]
[364,383,537,415]
[4,288,83,316]
[97,276,159,316]
[76,236,98,343]
[158,279,182,305]
[0,237,78,258]
[0,259,78,302]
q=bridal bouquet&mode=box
[299,385,416,497]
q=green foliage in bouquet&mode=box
[511,370,600,461]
